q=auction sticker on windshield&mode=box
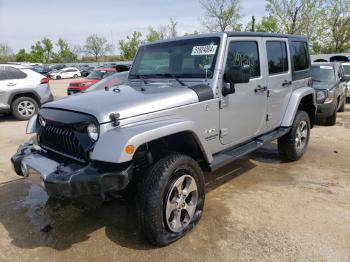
[191,44,218,56]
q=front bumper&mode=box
[11,143,133,198]
[316,100,337,119]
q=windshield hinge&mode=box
[219,99,226,109]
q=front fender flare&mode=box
[281,87,316,127]
[91,119,213,164]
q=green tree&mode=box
[321,0,350,53]
[30,41,45,63]
[83,34,113,62]
[41,38,54,63]
[199,0,241,32]
[255,16,280,33]
[51,38,78,63]
[266,0,325,42]
[119,31,143,60]
[15,48,30,62]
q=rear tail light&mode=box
[40,78,49,84]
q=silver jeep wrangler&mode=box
[11,32,316,246]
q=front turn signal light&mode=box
[125,145,135,155]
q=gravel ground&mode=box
[0,79,350,261]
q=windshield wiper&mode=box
[154,73,186,86]
[129,74,148,84]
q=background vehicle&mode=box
[32,65,51,76]
[80,66,95,77]
[341,62,350,102]
[0,64,53,120]
[312,62,347,125]
[12,32,316,246]
[48,67,81,80]
[67,68,117,94]
[84,71,129,92]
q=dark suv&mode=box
[312,62,347,125]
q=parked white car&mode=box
[48,67,81,80]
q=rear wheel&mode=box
[11,96,39,120]
[136,154,205,246]
[73,74,78,78]
[278,110,310,161]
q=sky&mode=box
[0,0,266,54]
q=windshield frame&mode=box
[129,36,221,80]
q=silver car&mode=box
[0,64,53,120]
[12,32,316,245]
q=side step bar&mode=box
[209,127,290,172]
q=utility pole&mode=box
[251,16,256,32]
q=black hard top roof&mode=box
[226,32,308,41]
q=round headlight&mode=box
[316,90,326,103]
[87,123,99,142]
[38,115,46,127]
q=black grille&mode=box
[39,125,88,162]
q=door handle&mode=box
[282,80,292,87]
[254,85,267,93]
[7,83,16,87]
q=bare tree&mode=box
[0,43,13,62]
[83,34,113,62]
[199,0,241,32]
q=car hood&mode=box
[313,81,337,90]
[43,83,201,123]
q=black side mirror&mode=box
[222,65,251,96]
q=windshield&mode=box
[130,37,220,79]
[343,65,350,76]
[85,71,129,92]
[87,70,108,80]
[311,65,335,82]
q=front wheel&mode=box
[278,110,310,161]
[73,74,78,78]
[56,75,61,80]
[136,154,205,246]
[11,96,39,120]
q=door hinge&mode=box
[219,99,226,109]
[266,114,270,121]
[220,128,229,138]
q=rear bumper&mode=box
[11,143,133,198]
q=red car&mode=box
[67,68,117,95]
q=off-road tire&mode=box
[338,98,346,112]
[11,96,39,121]
[278,110,310,161]
[325,110,337,126]
[136,154,205,246]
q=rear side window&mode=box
[0,66,27,80]
[226,41,260,78]
[266,41,288,74]
[291,41,309,71]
